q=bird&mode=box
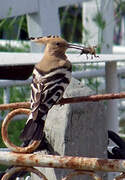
[0,36,92,179]
[19,35,84,145]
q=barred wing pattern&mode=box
[20,67,71,142]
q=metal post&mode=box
[3,87,10,104]
[27,0,61,52]
[3,87,10,121]
[82,0,118,132]
[105,62,118,132]
[101,1,119,179]
[101,0,118,133]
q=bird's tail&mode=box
[19,119,45,142]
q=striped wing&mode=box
[20,67,71,141]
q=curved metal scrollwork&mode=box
[1,102,125,179]
[1,166,48,180]
[1,108,41,153]
[114,173,125,180]
[62,170,102,180]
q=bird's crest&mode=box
[29,35,63,44]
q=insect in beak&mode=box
[68,43,99,59]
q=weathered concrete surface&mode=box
[32,78,107,180]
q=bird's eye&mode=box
[56,42,60,46]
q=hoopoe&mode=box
[20,35,84,144]
[0,36,98,179]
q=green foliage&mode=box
[0,118,27,171]
[9,85,30,103]
[59,5,82,43]
[0,89,3,104]
[93,12,106,30]
[0,42,30,52]
[115,0,125,16]
[92,9,106,52]
[0,85,30,145]
[72,64,85,72]
[0,119,26,148]
[86,78,100,93]
[0,85,30,171]
[0,15,28,40]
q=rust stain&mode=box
[96,159,109,169]
[49,162,53,167]
[29,154,35,160]
[97,159,120,171]
[29,154,38,163]
[28,154,40,164]
[108,164,115,169]
[35,159,39,164]
[16,155,26,164]
[64,157,81,169]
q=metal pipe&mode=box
[1,67,125,87]
[0,151,125,172]
[0,78,32,88]
[1,92,125,110]
[105,62,119,133]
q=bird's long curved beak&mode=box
[68,43,85,51]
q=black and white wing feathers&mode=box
[20,67,71,142]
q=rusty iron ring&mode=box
[114,172,125,180]
[1,108,41,153]
[1,166,48,180]
[62,170,102,180]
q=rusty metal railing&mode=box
[0,151,125,180]
[1,92,125,110]
[1,93,125,179]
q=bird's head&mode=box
[29,35,84,56]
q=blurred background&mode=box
[0,0,125,173]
